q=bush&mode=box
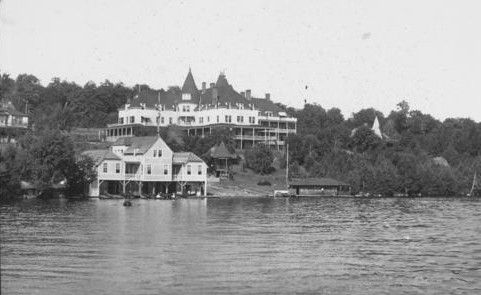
[245,144,274,174]
[257,180,271,186]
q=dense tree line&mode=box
[0,130,96,198]
[2,73,480,196]
[1,73,134,129]
[278,102,481,196]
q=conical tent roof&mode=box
[181,68,198,94]
[371,116,382,138]
[210,142,236,159]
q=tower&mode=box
[181,68,198,101]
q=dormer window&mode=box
[182,93,191,101]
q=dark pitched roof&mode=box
[113,136,159,155]
[173,152,204,164]
[209,142,236,159]
[215,72,229,87]
[82,149,121,165]
[289,178,350,187]
[181,69,198,95]
[125,71,288,116]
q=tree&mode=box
[349,108,385,129]
[350,126,382,153]
[245,144,274,174]
[19,130,77,190]
[66,155,97,194]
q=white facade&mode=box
[85,137,208,197]
[105,70,297,149]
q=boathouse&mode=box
[289,178,351,196]
[82,136,208,197]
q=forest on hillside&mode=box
[0,73,136,129]
[1,73,481,196]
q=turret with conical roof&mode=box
[215,71,230,88]
[181,68,198,96]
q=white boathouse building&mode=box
[83,136,207,197]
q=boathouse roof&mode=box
[113,136,158,155]
[289,177,350,188]
[82,149,121,165]
[173,152,204,164]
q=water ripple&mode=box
[1,197,481,294]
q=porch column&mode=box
[277,122,280,151]
[240,127,243,150]
[204,181,207,196]
[253,128,255,145]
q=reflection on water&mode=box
[1,197,481,294]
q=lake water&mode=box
[1,197,481,294]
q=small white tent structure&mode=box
[371,116,382,138]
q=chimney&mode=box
[202,82,206,93]
[265,93,270,100]
[212,87,218,105]
[210,82,215,88]
[246,89,251,100]
[240,91,245,98]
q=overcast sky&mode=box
[1,0,480,121]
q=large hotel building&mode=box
[106,70,297,150]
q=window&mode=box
[198,165,202,175]
[237,116,244,123]
[169,117,173,124]
[119,117,124,124]
[249,116,256,124]
[164,165,169,175]
[153,150,157,157]
[225,115,231,123]
[207,116,210,123]
[199,117,204,124]
[157,149,162,157]
[103,163,107,173]
[161,117,164,124]
[130,116,135,123]
[187,165,191,175]
[216,115,219,123]
[116,163,120,173]
[147,164,152,175]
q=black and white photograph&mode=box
[1,0,480,294]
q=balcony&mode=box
[0,122,29,128]
[125,173,143,180]
[235,135,278,141]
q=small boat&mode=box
[99,193,124,200]
[273,144,291,197]
[355,192,370,197]
[273,190,291,197]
